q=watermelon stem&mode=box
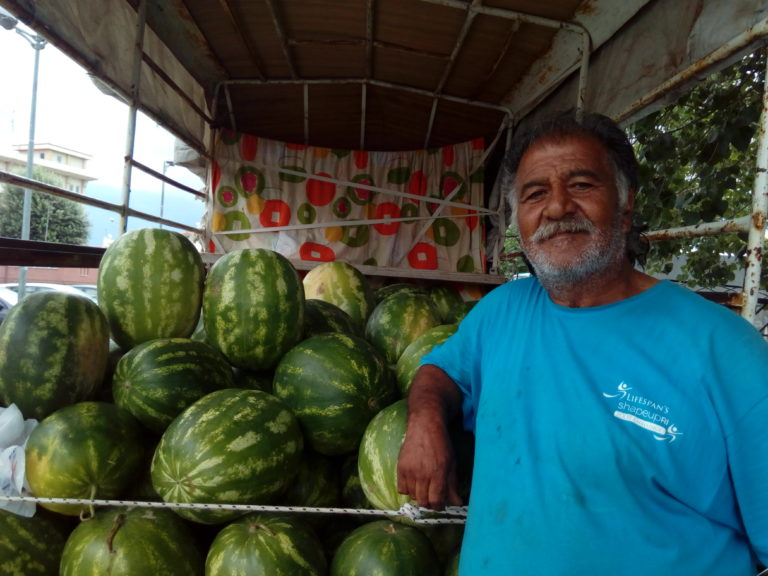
[106,513,126,553]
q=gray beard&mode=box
[520,214,627,293]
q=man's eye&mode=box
[571,181,593,191]
[522,189,545,202]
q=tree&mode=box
[629,49,766,289]
[0,167,89,245]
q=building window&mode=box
[39,152,45,159]
[56,154,63,163]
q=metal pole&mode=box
[17,31,46,300]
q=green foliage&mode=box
[0,166,89,244]
[630,50,766,288]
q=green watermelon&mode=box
[364,291,442,368]
[395,324,457,396]
[0,291,109,420]
[445,300,477,324]
[112,337,236,433]
[232,366,274,393]
[203,248,305,371]
[151,388,304,524]
[329,520,440,576]
[304,298,359,338]
[273,332,396,456]
[444,548,460,576]
[97,228,205,350]
[24,401,145,516]
[358,399,473,514]
[303,261,375,331]
[427,285,464,323]
[282,450,341,511]
[205,514,327,575]
[0,508,73,575]
[373,283,425,304]
[59,507,204,575]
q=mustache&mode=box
[530,218,597,243]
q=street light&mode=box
[0,7,46,300]
[160,160,175,229]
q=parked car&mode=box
[0,287,17,325]
[71,284,98,302]
[0,283,93,300]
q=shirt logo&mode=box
[602,382,682,443]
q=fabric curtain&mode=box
[207,130,488,273]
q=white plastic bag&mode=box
[0,404,38,517]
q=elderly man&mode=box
[397,111,768,575]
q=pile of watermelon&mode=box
[0,228,483,574]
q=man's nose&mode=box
[542,183,576,219]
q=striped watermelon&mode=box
[203,248,305,371]
[205,514,327,575]
[304,298,359,338]
[282,450,341,511]
[427,284,464,323]
[98,228,205,350]
[0,291,109,420]
[329,520,440,576]
[273,332,396,456]
[364,291,442,368]
[303,261,375,331]
[358,399,474,514]
[0,509,72,575]
[395,324,457,396]
[445,548,460,576]
[373,283,425,304]
[60,507,204,575]
[112,337,236,433]
[24,401,145,516]
[151,388,304,524]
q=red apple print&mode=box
[373,202,401,235]
[408,242,438,269]
[354,150,369,169]
[240,134,258,160]
[259,199,291,228]
[300,242,335,262]
[306,173,336,206]
[408,171,427,198]
[471,137,484,150]
[442,145,454,167]
[241,171,258,194]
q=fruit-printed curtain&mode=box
[207,130,487,273]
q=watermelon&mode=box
[282,450,341,511]
[427,285,464,323]
[303,261,375,331]
[97,228,205,350]
[203,248,305,371]
[329,520,440,576]
[364,291,442,368]
[232,366,274,393]
[395,324,457,396]
[0,291,109,420]
[273,332,396,456]
[0,508,73,575]
[444,548,460,576]
[373,283,425,304]
[445,300,477,324]
[59,507,204,575]
[151,388,304,524]
[112,337,236,433]
[205,514,327,575]
[304,298,359,338]
[357,399,473,514]
[24,401,145,516]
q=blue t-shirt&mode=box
[424,278,768,575]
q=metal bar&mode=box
[129,159,206,199]
[263,0,297,78]
[0,170,200,234]
[120,0,147,236]
[741,54,768,326]
[219,77,511,114]
[616,18,768,125]
[218,0,267,80]
[360,83,367,150]
[644,215,751,241]
[140,53,214,125]
[224,83,237,132]
[304,83,310,145]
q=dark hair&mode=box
[506,110,648,267]
[505,110,639,191]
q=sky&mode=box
[0,17,205,246]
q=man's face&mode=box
[514,135,633,287]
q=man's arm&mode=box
[396,363,463,510]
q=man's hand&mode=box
[397,414,462,510]
[396,364,463,510]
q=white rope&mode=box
[0,495,467,525]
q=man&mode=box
[396,111,768,574]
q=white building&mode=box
[0,142,95,193]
